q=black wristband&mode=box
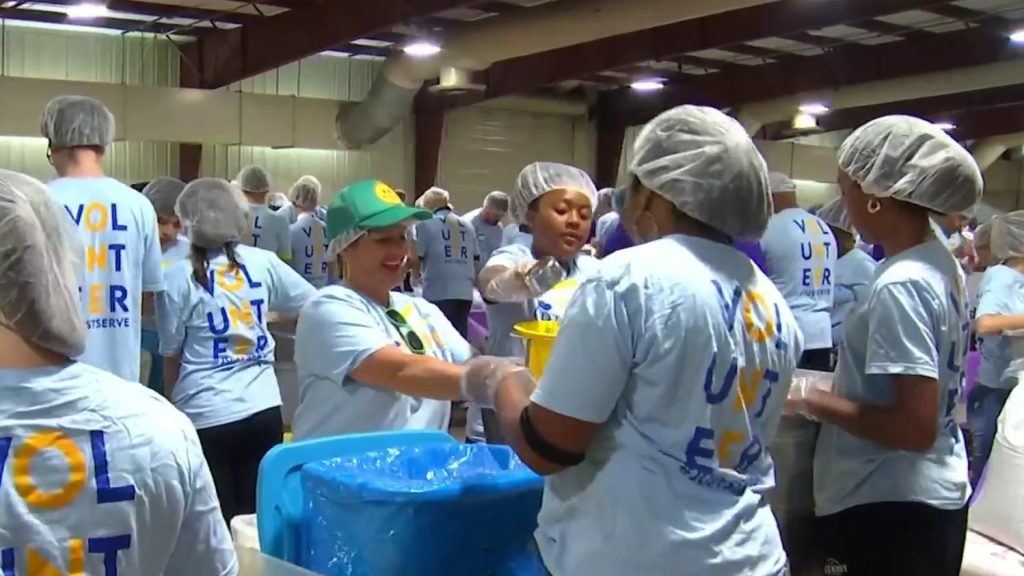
[519,406,586,467]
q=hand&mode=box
[460,356,532,408]
[785,369,834,419]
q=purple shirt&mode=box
[601,223,634,257]
[732,239,768,274]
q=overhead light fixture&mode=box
[798,102,830,116]
[1010,29,1024,43]
[65,2,109,19]
[792,112,819,131]
[934,121,956,131]
[630,78,665,92]
[403,41,442,57]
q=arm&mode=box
[498,279,630,475]
[277,216,292,263]
[141,203,165,294]
[975,314,1024,335]
[478,244,535,303]
[267,257,317,317]
[804,282,943,453]
[973,269,1019,335]
[350,347,465,401]
[163,356,181,398]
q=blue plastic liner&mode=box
[301,443,547,576]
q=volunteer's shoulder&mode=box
[300,282,372,317]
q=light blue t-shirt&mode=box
[50,177,164,383]
[156,244,315,429]
[277,203,298,225]
[414,208,479,302]
[531,235,802,576]
[292,286,472,440]
[314,205,327,222]
[245,204,292,262]
[831,248,878,346]
[289,213,329,288]
[161,235,191,269]
[761,207,837,350]
[0,361,237,575]
[814,240,971,516]
[463,207,504,264]
[502,222,532,247]
[976,265,1024,389]
[595,212,619,246]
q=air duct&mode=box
[972,132,1024,171]
[334,0,780,148]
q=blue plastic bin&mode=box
[301,443,546,576]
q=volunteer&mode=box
[789,116,980,575]
[157,178,315,522]
[973,219,995,272]
[142,177,190,265]
[236,165,292,262]
[288,176,330,287]
[817,198,877,348]
[590,187,614,240]
[463,191,510,264]
[971,212,1024,485]
[593,187,623,256]
[292,179,472,440]
[461,106,803,575]
[0,169,236,574]
[410,186,480,337]
[281,175,321,225]
[140,176,189,391]
[43,95,164,383]
[761,172,838,370]
[268,192,290,212]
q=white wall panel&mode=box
[437,106,585,211]
[0,24,178,181]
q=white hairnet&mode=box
[817,198,854,234]
[629,105,771,240]
[142,177,186,219]
[176,178,249,250]
[290,176,321,210]
[975,219,995,247]
[838,115,983,215]
[991,211,1024,261]
[267,192,289,210]
[40,95,116,149]
[512,162,597,224]
[483,191,509,213]
[0,169,85,358]
[769,172,797,194]
[236,165,272,194]
[420,187,450,210]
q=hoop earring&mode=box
[866,198,882,214]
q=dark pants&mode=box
[434,299,473,338]
[967,384,1012,486]
[799,348,834,372]
[196,407,283,523]
[818,501,968,576]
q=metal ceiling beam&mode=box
[483,0,947,99]
[0,7,187,35]
[186,0,484,89]
[956,102,1024,140]
[757,83,1024,140]
[34,0,261,26]
[598,21,1024,127]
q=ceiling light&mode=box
[630,78,665,92]
[65,3,109,19]
[933,121,956,131]
[1010,29,1024,43]
[792,112,818,131]
[798,102,830,116]
[403,41,441,57]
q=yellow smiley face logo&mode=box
[375,182,402,205]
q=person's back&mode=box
[465,208,504,264]
[535,235,803,574]
[761,206,837,364]
[290,212,329,288]
[414,208,479,335]
[50,176,163,382]
[0,364,237,575]
[246,203,291,260]
[831,247,877,345]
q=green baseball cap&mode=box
[327,179,430,241]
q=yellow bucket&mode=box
[513,320,559,379]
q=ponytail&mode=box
[190,241,242,290]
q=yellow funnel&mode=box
[513,320,559,379]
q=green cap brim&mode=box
[361,204,432,229]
